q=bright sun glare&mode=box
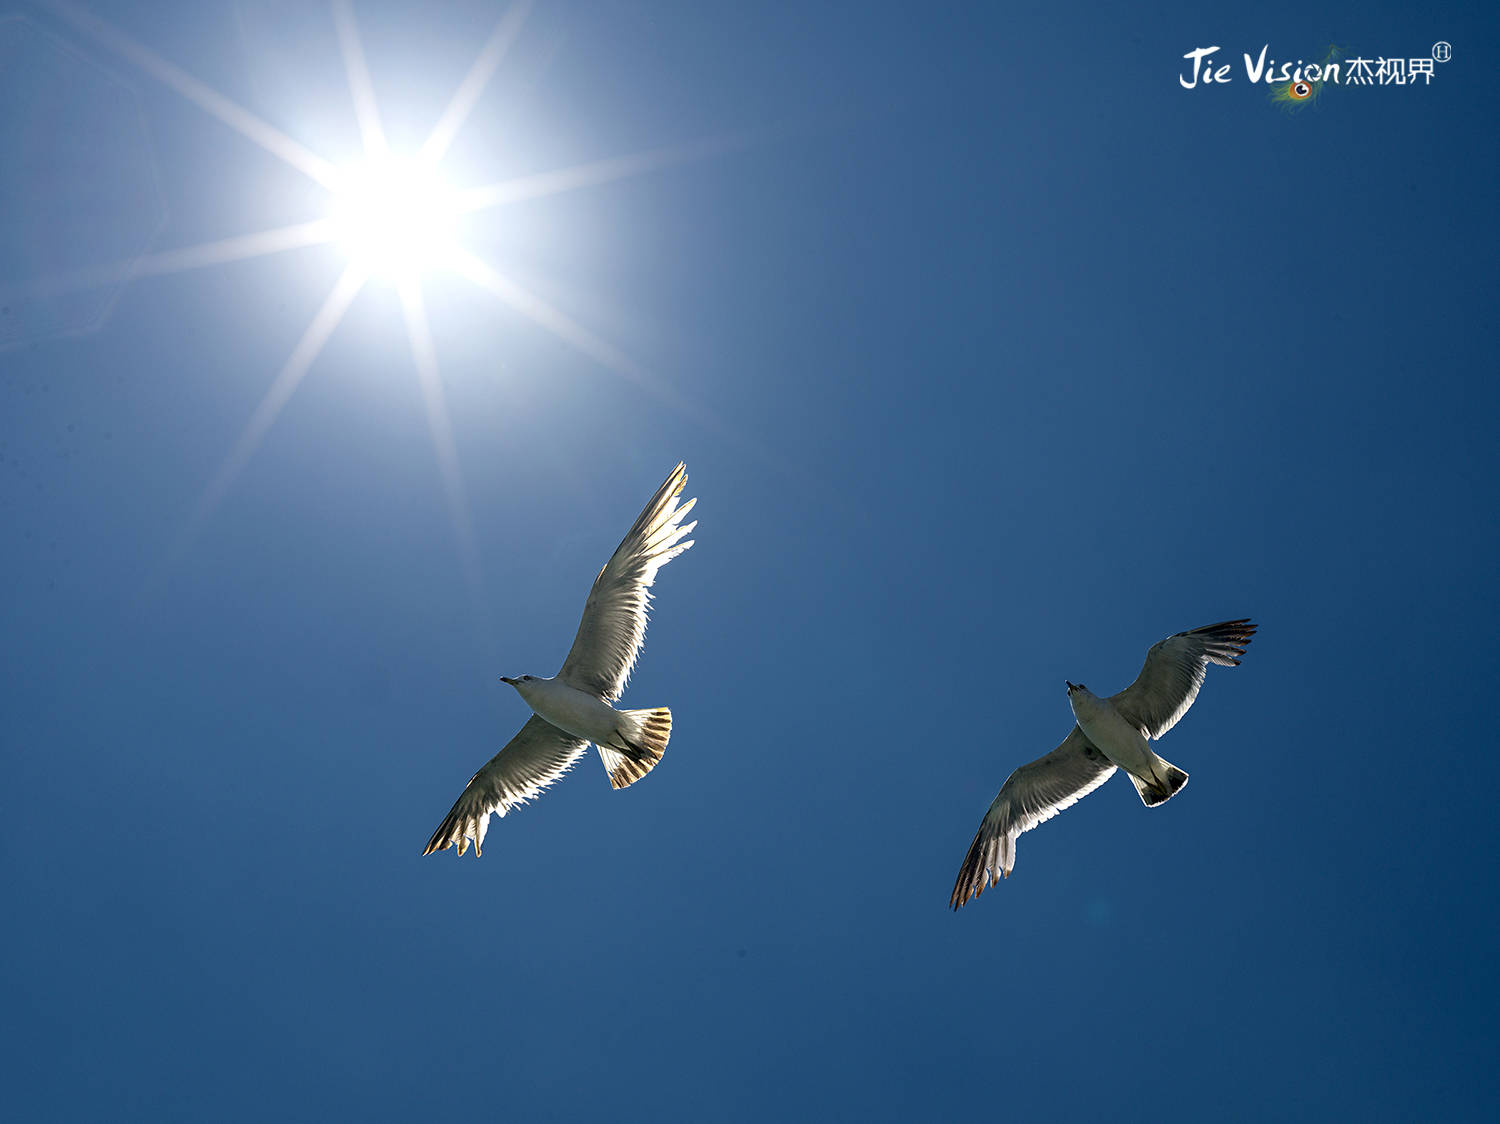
[329,156,458,278]
[42,0,727,591]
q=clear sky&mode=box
[3,1,1497,1120]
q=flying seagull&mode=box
[424,463,697,858]
[950,618,1256,908]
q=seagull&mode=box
[950,619,1256,908]
[424,463,697,858]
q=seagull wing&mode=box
[557,462,697,701]
[950,727,1118,908]
[1109,618,1257,739]
[423,715,589,858]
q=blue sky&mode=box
[3,1,1497,1120]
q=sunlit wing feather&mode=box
[1108,619,1257,738]
[423,715,589,857]
[557,462,697,701]
[950,727,1118,908]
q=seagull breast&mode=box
[512,676,623,745]
[1067,687,1154,776]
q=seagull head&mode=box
[500,675,535,688]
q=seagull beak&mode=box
[1065,680,1076,691]
[499,676,515,686]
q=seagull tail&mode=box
[598,707,672,790]
[1127,752,1189,808]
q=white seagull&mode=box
[424,463,697,858]
[950,619,1256,908]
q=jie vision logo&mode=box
[1179,43,1452,106]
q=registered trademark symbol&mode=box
[1432,42,1452,63]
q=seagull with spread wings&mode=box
[424,463,697,858]
[950,619,1256,908]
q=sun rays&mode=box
[34,0,735,591]
[325,3,465,278]
[48,0,340,190]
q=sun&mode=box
[41,0,735,583]
[327,155,459,279]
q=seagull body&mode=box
[950,619,1256,908]
[500,674,671,764]
[424,463,696,858]
[1066,684,1187,807]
